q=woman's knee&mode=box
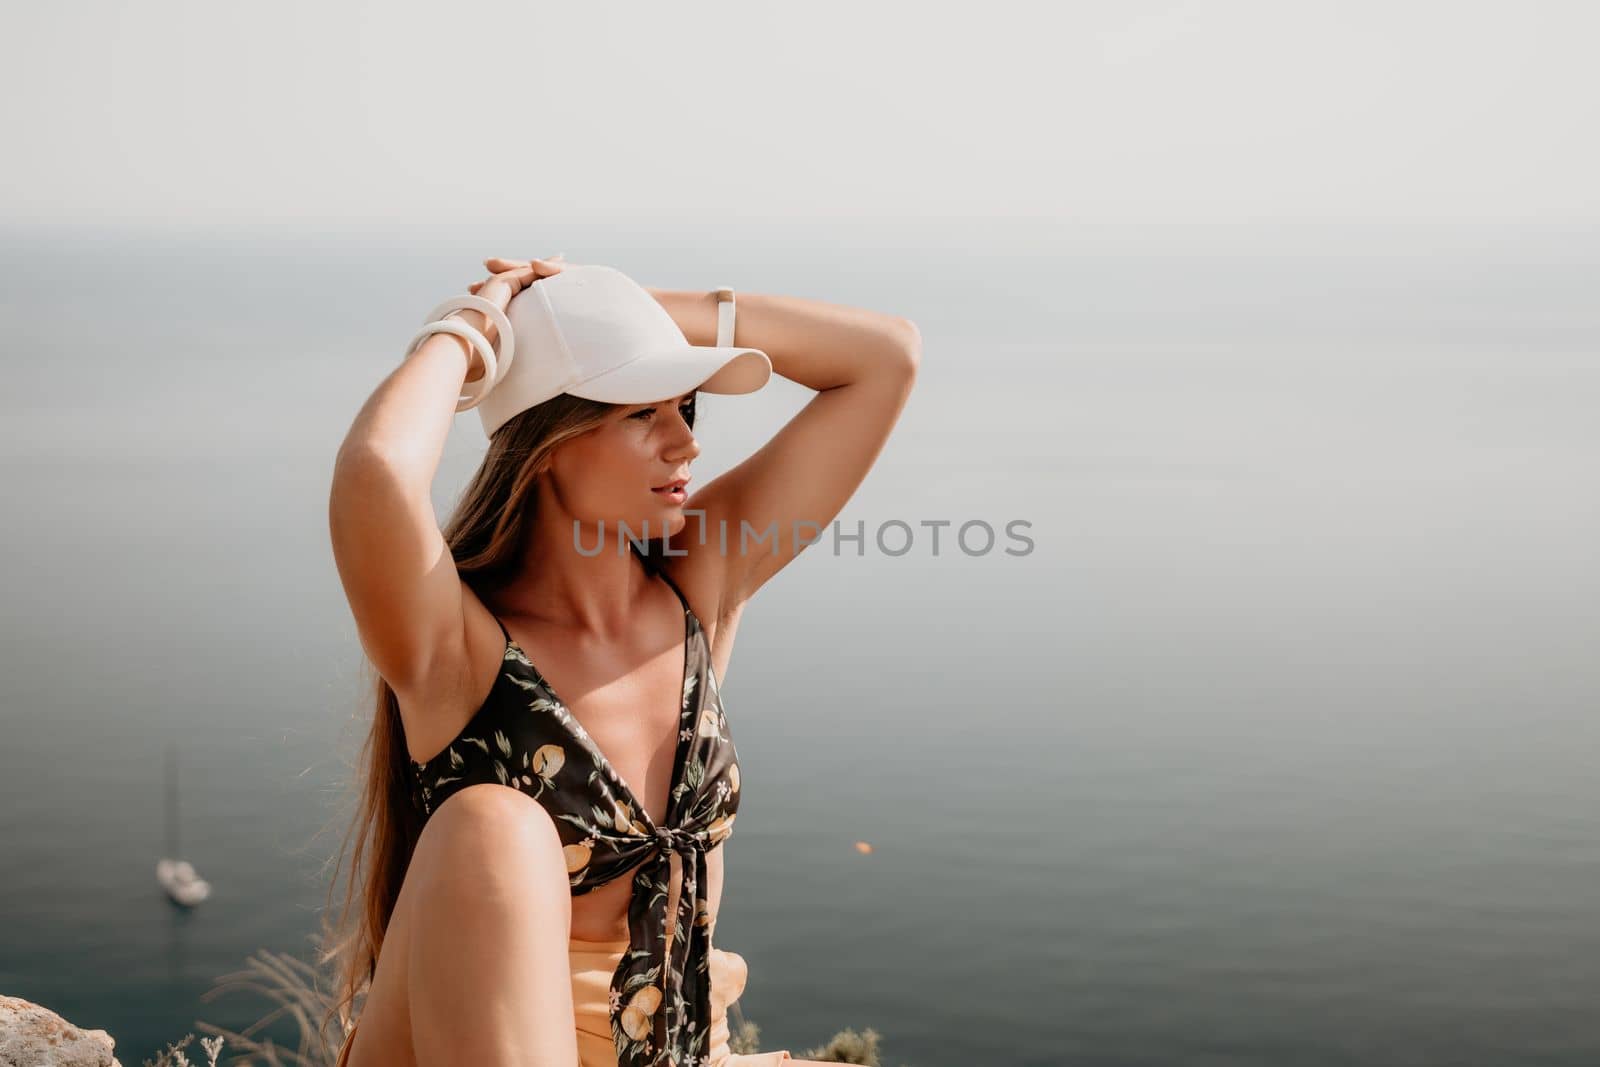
[411,784,571,906]
[406,784,578,1065]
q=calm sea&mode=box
[2,220,1597,1065]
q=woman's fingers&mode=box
[484,253,564,272]
[466,250,561,298]
[467,264,540,301]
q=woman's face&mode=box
[544,390,701,540]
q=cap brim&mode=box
[565,345,772,404]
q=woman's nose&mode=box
[672,417,701,459]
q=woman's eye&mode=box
[631,400,694,422]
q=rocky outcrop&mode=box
[0,996,120,1067]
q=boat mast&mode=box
[165,738,179,859]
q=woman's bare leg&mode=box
[407,783,579,1067]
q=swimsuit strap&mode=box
[631,538,694,620]
[653,563,693,618]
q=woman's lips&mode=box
[651,485,687,502]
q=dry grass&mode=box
[140,1032,225,1067]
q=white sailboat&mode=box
[156,738,211,906]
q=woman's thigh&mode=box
[405,783,578,1066]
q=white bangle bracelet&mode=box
[421,294,516,386]
[405,319,498,412]
[714,287,736,347]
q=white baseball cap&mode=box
[476,263,772,438]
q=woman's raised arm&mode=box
[646,285,921,619]
[327,258,558,703]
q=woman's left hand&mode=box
[470,254,567,295]
[451,254,564,379]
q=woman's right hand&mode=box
[455,253,567,382]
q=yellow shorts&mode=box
[333,938,792,1067]
[569,934,792,1067]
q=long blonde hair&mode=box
[315,392,637,1050]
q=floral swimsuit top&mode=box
[408,545,743,1067]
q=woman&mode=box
[321,252,920,1067]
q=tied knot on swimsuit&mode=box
[608,818,719,1066]
[653,824,707,855]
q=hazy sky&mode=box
[4,1,1597,228]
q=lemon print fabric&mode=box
[406,547,746,1067]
